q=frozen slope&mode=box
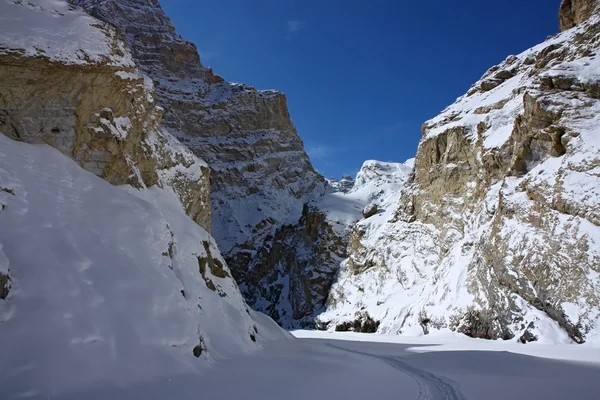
[0,134,286,399]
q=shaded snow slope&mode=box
[0,134,286,399]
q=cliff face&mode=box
[0,0,211,230]
[68,0,326,282]
[318,2,600,343]
[559,0,598,30]
[0,4,285,396]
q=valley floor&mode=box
[51,331,600,400]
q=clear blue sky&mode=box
[160,0,560,178]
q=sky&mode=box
[160,0,560,178]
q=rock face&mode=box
[559,0,598,30]
[240,204,347,327]
[0,0,211,230]
[318,2,600,344]
[68,0,326,278]
[0,5,284,391]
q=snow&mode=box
[0,134,286,399]
[316,7,600,344]
[293,330,600,362]
[314,159,414,236]
[7,326,598,399]
[0,0,134,66]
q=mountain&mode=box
[327,175,355,193]
[317,0,600,344]
[0,1,285,396]
[2,0,598,358]
[66,0,326,289]
[240,158,414,328]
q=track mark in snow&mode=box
[328,344,467,400]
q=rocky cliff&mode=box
[0,4,285,396]
[0,0,211,230]
[318,1,600,344]
[67,0,326,286]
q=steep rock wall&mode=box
[319,2,600,344]
[68,0,326,276]
[0,0,211,230]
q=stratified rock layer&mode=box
[0,0,210,230]
[68,0,325,276]
[319,2,600,343]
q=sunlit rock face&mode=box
[318,1,600,344]
[69,0,326,290]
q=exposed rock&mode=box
[68,0,325,271]
[0,272,9,300]
[334,312,380,333]
[239,204,346,328]
[318,1,600,343]
[0,0,211,230]
[519,322,539,344]
[559,0,598,31]
[362,203,378,219]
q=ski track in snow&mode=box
[327,343,466,400]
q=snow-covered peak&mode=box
[314,158,413,236]
[326,175,355,193]
[352,159,414,193]
[0,0,133,66]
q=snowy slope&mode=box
[0,0,133,66]
[318,8,600,344]
[0,134,286,399]
[317,159,414,236]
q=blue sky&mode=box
[161,0,560,178]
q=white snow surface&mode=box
[0,134,286,399]
[314,159,414,235]
[0,0,134,66]
[36,329,599,399]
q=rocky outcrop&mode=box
[362,203,379,219]
[240,204,346,328]
[559,0,598,31]
[0,272,9,300]
[68,0,326,275]
[319,1,600,343]
[0,0,211,230]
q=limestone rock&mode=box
[68,0,326,266]
[318,1,600,343]
[559,0,599,31]
[0,0,211,230]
